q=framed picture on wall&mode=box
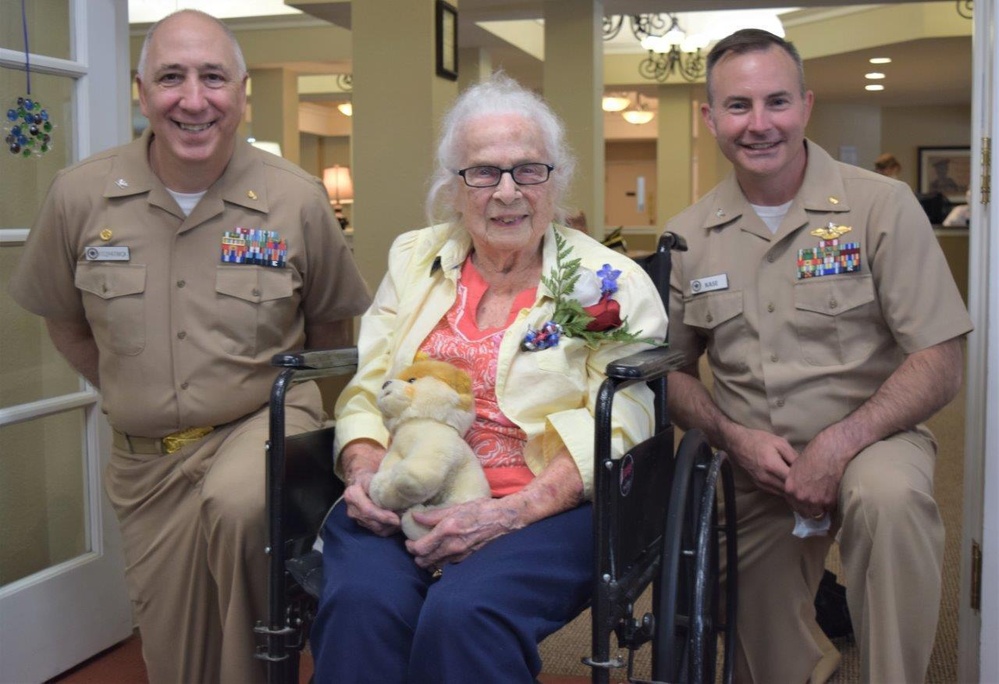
[436,0,458,81]
[917,146,971,204]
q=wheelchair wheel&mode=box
[653,429,737,684]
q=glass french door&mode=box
[0,1,134,681]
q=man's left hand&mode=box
[783,427,853,519]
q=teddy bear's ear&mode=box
[414,351,431,362]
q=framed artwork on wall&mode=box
[436,0,458,81]
[918,146,972,204]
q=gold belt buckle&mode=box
[162,426,214,454]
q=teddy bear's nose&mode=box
[382,380,392,390]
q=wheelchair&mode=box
[254,232,738,684]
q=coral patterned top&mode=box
[418,257,537,497]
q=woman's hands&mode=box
[340,439,586,572]
[339,439,401,536]
[405,499,522,570]
[406,449,584,571]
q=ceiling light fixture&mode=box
[335,74,353,117]
[865,84,885,92]
[603,13,707,83]
[869,57,892,65]
[865,72,886,80]
[622,109,655,125]
[602,95,631,112]
[621,95,655,125]
[956,1,972,19]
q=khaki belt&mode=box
[112,426,215,455]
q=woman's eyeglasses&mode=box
[456,163,554,188]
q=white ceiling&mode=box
[127,0,303,23]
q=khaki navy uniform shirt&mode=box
[10,129,371,438]
[666,141,972,450]
[333,222,669,498]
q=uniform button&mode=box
[177,331,187,340]
[776,398,785,407]
[177,280,186,288]
[767,302,775,313]
[829,298,839,309]
[252,288,261,297]
[180,382,189,390]
[771,354,779,363]
[705,313,714,323]
[767,253,776,263]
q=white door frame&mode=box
[962,0,998,680]
[0,1,133,681]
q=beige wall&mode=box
[807,102,883,173]
[882,104,972,192]
[300,133,322,177]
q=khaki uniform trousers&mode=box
[104,383,324,684]
[724,429,944,684]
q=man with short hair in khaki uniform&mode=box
[665,29,972,684]
[9,10,370,684]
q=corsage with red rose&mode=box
[521,231,663,351]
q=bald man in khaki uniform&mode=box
[665,30,971,683]
[9,10,370,684]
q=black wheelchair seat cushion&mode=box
[287,549,325,599]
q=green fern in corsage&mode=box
[521,232,660,351]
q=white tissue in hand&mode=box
[792,512,831,538]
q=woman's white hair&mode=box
[426,72,576,226]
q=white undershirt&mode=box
[167,189,208,217]
[751,200,793,234]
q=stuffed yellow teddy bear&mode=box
[369,358,491,540]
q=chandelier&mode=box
[603,13,708,83]
[956,1,972,19]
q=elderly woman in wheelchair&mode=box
[308,73,668,683]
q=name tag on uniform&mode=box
[85,246,130,261]
[690,273,728,294]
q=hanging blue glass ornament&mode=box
[3,96,56,157]
[5,0,56,158]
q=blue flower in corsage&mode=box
[521,231,658,351]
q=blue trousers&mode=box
[310,502,593,684]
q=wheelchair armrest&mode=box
[605,347,686,382]
[271,347,358,373]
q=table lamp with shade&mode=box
[323,165,354,230]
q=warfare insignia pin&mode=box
[810,223,852,240]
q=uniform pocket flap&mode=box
[216,266,293,303]
[75,264,147,300]
[683,291,743,330]
[794,274,875,317]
